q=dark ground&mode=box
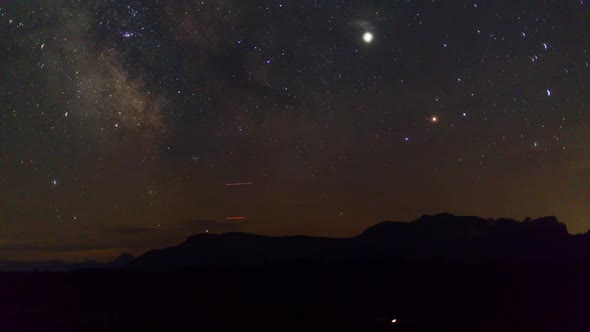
[2,260,590,332]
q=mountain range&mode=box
[3,213,589,271]
[128,213,590,270]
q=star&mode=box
[363,32,374,43]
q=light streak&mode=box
[225,216,246,221]
[225,182,253,187]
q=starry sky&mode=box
[2,0,590,262]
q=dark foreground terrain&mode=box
[2,260,590,332]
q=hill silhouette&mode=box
[129,213,590,270]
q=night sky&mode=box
[2,1,590,261]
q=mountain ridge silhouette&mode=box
[129,213,590,270]
[2,213,588,271]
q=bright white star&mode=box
[363,32,374,43]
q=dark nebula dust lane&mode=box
[1,1,590,261]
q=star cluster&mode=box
[1,1,590,261]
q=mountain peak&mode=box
[523,216,568,236]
